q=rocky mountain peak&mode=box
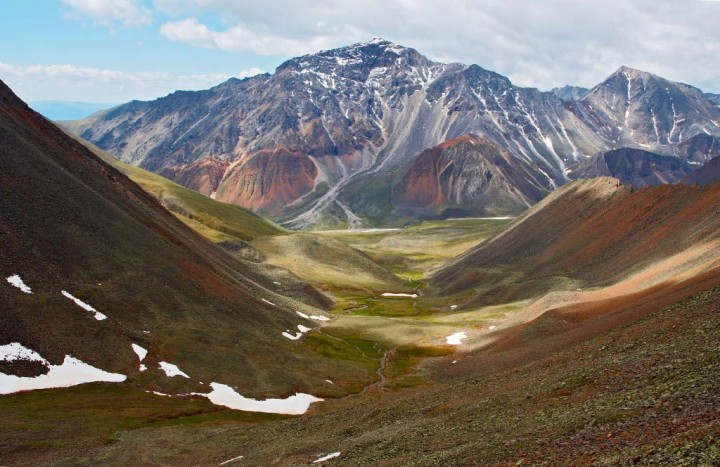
[275,38,432,83]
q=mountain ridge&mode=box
[65,39,720,227]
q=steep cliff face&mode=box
[573,147,694,187]
[677,133,720,165]
[66,40,720,226]
[393,135,552,217]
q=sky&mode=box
[1,0,720,108]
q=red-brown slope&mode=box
[160,156,230,196]
[433,177,720,303]
[0,79,352,397]
[215,148,317,214]
[393,134,552,216]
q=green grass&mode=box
[0,384,289,465]
[318,218,512,278]
[252,233,404,292]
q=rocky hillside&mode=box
[573,147,694,187]
[683,156,720,186]
[66,40,720,227]
[392,134,553,217]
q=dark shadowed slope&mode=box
[0,79,376,399]
[682,156,720,186]
[573,147,694,187]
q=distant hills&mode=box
[28,100,116,121]
[64,39,720,227]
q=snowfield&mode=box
[159,361,190,378]
[201,382,323,414]
[0,343,126,395]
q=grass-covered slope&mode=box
[38,283,720,465]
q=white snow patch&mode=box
[151,391,171,397]
[309,314,331,321]
[282,331,302,340]
[6,275,32,294]
[0,343,126,395]
[0,342,47,363]
[488,326,497,331]
[139,364,147,372]
[201,382,323,414]
[131,344,148,362]
[446,332,467,346]
[61,291,107,321]
[314,452,341,463]
[325,379,334,384]
[273,281,281,285]
[452,360,458,364]
[381,292,418,298]
[282,324,314,340]
[159,361,189,378]
[219,454,244,465]
[450,305,458,310]
[261,298,276,306]
[296,311,330,322]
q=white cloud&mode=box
[0,61,263,102]
[152,0,720,92]
[160,18,354,56]
[62,0,153,28]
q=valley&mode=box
[2,21,720,465]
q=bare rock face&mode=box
[573,147,694,188]
[574,66,720,152]
[215,148,317,214]
[393,135,552,217]
[677,133,720,165]
[683,156,720,186]
[66,40,720,226]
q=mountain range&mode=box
[3,70,720,464]
[65,39,720,227]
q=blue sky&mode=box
[1,0,720,106]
